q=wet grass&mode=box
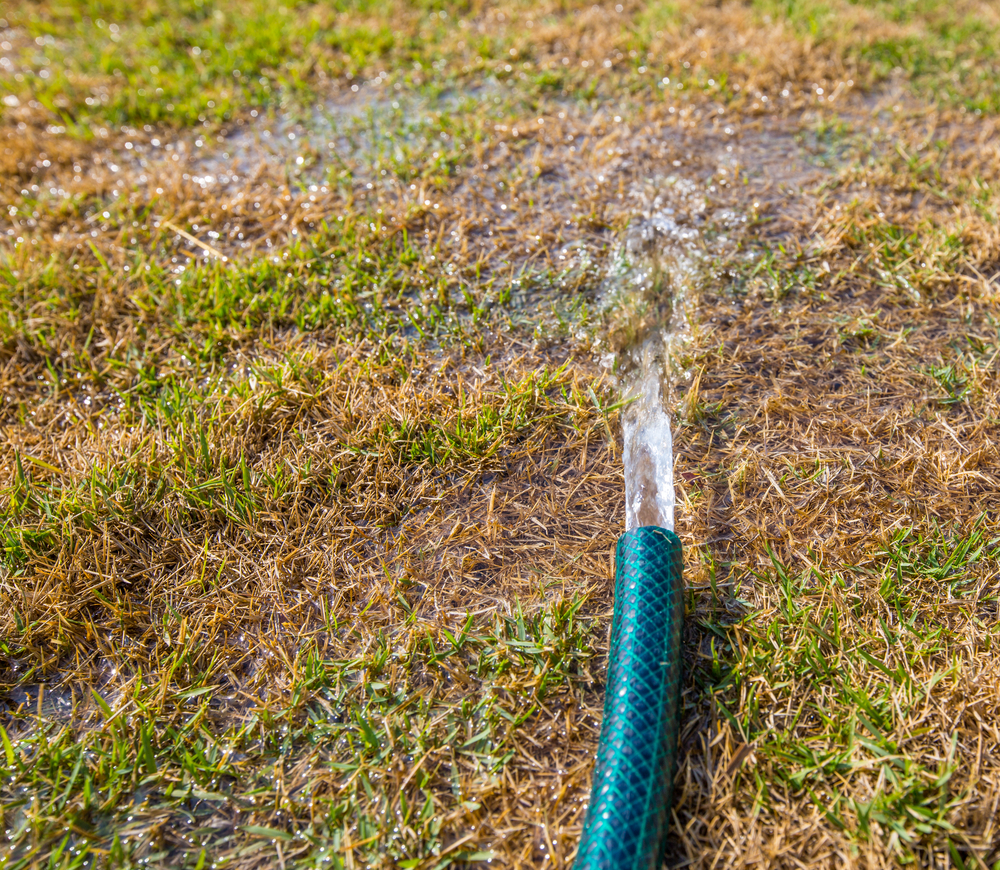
[2,595,596,868]
[2,318,620,868]
[4,1,1000,868]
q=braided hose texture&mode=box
[576,527,684,870]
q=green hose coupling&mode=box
[576,526,684,870]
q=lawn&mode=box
[2,1,1000,867]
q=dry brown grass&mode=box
[2,333,624,866]
[673,275,1000,867]
[661,98,1000,868]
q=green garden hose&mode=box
[576,526,684,870]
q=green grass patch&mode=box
[708,526,1000,860]
[3,0,465,130]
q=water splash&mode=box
[599,176,724,533]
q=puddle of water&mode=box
[126,84,502,195]
[7,83,835,287]
[1,681,77,729]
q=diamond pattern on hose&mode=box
[575,527,684,870]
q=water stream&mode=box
[622,347,676,531]
[603,177,736,532]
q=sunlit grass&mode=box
[4,0,1000,868]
